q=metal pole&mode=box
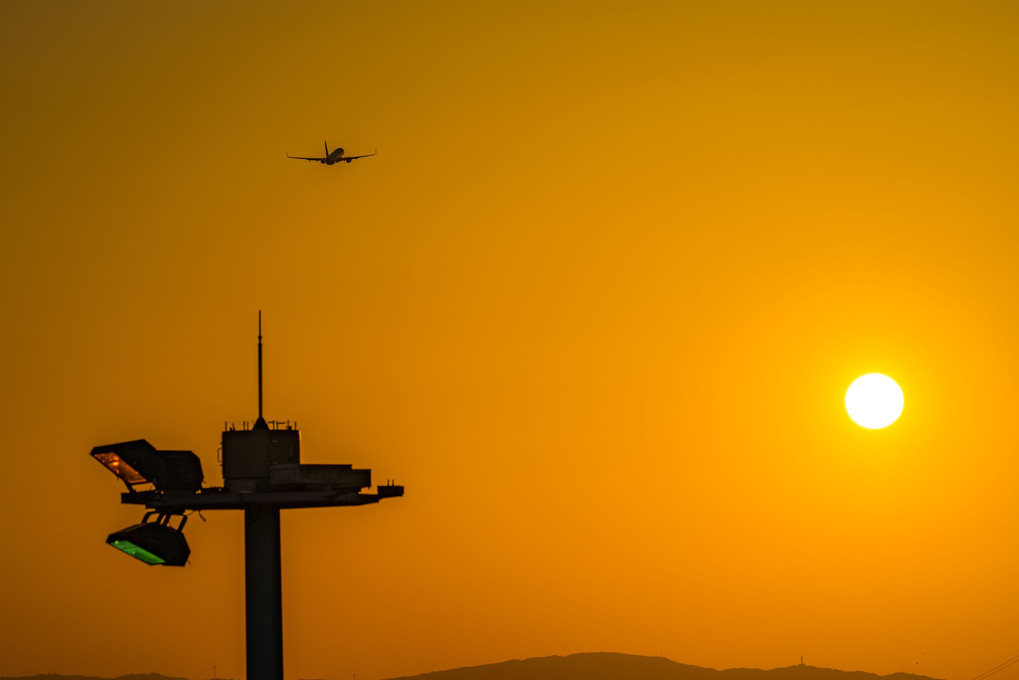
[245,505,282,680]
[257,311,263,420]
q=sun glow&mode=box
[845,373,904,429]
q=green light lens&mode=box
[110,539,166,565]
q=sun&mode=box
[845,373,904,429]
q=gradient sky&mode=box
[3,2,1019,680]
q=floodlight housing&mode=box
[107,513,190,566]
[91,439,203,492]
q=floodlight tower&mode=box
[91,315,403,680]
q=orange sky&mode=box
[3,2,1019,680]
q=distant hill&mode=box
[386,653,944,680]
[0,674,193,680]
[0,674,223,680]
[0,653,944,680]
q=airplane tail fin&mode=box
[324,141,329,157]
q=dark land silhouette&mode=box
[3,653,943,680]
[0,675,193,680]
[386,653,944,680]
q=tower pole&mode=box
[245,504,283,680]
[258,311,263,420]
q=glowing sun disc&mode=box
[845,373,904,429]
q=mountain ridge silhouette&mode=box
[0,675,193,680]
[386,652,944,680]
[0,653,945,680]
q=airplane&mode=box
[287,141,377,165]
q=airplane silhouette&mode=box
[287,142,377,165]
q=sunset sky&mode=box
[3,2,1019,680]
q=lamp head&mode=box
[91,440,203,492]
[106,513,190,566]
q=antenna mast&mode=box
[258,311,263,420]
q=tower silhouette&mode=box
[91,315,403,680]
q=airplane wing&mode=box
[344,149,378,161]
[287,153,326,161]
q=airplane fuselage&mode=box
[323,148,348,165]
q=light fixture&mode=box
[91,440,203,492]
[106,512,190,566]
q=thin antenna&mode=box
[258,311,263,419]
